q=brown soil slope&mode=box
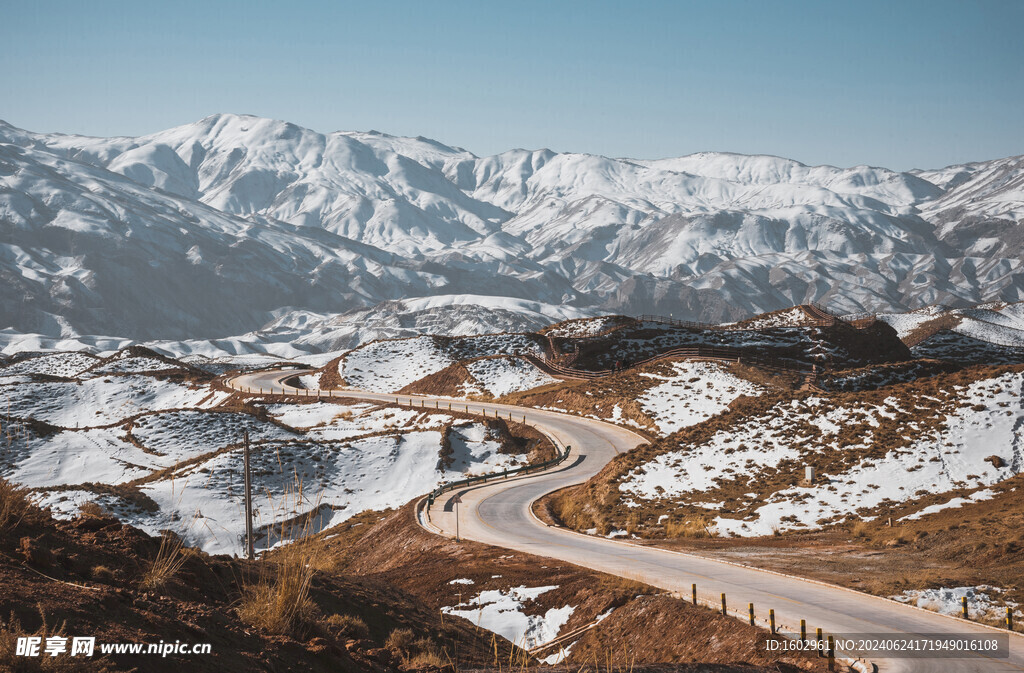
[0,484,522,672]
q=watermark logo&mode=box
[16,637,93,657]
[16,636,208,658]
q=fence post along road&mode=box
[225,369,1024,673]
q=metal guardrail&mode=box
[426,441,572,507]
[635,314,719,330]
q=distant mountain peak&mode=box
[0,114,1021,344]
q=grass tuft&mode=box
[384,627,416,654]
[665,518,717,539]
[323,613,369,639]
[139,533,189,591]
[237,546,319,638]
[77,501,105,518]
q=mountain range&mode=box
[1,113,1022,353]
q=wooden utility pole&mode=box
[243,430,254,560]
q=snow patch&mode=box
[442,585,574,650]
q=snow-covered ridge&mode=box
[637,361,764,435]
[2,114,1023,347]
[339,333,544,393]
[877,301,1024,349]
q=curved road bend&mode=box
[229,370,1023,673]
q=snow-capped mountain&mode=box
[1,114,1022,348]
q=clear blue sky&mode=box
[2,0,1021,170]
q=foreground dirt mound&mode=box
[570,595,825,671]
[0,485,518,672]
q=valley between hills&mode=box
[2,304,1023,672]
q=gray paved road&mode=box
[228,369,1024,672]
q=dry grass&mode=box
[384,627,416,656]
[665,518,717,539]
[237,546,319,638]
[77,501,105,518]
[323,613,369,639]
[33,482,159,514]
[408,649,447,668]
[595,574,656,598]
[385,629,448,667]
[0,478,29,531]
[90,565,116,583]
[315,356,346,389]
[139,532,189,591]
[547,488,597,530]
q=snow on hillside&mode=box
[618,371,1024,536]
[875,305,949,339]
[955,316,1024,348]
[731,306,814,329]
[129,411,297,464]
[892,586,1022,621]
[340,333,543,393]
[0,352,100,378]
[244,296,600,356]
[898,489,996,521]
[2,115,1023,347]
[878,302,1024,348]
[134,422,518,555]
[341,337,455,392]
[442,585,574,651]
[261,401,373,430]
[0,355,538,555]
[909,332,1024,365]
[544,316,626,338]
[91,353,183,374]
[465,357,557,398]
[917,156,1024,234]
[9,428,153,487]
[179,352,299,374]
[2,376,226,427]
[636,361,763,435]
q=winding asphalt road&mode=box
[228,369,1023,672]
